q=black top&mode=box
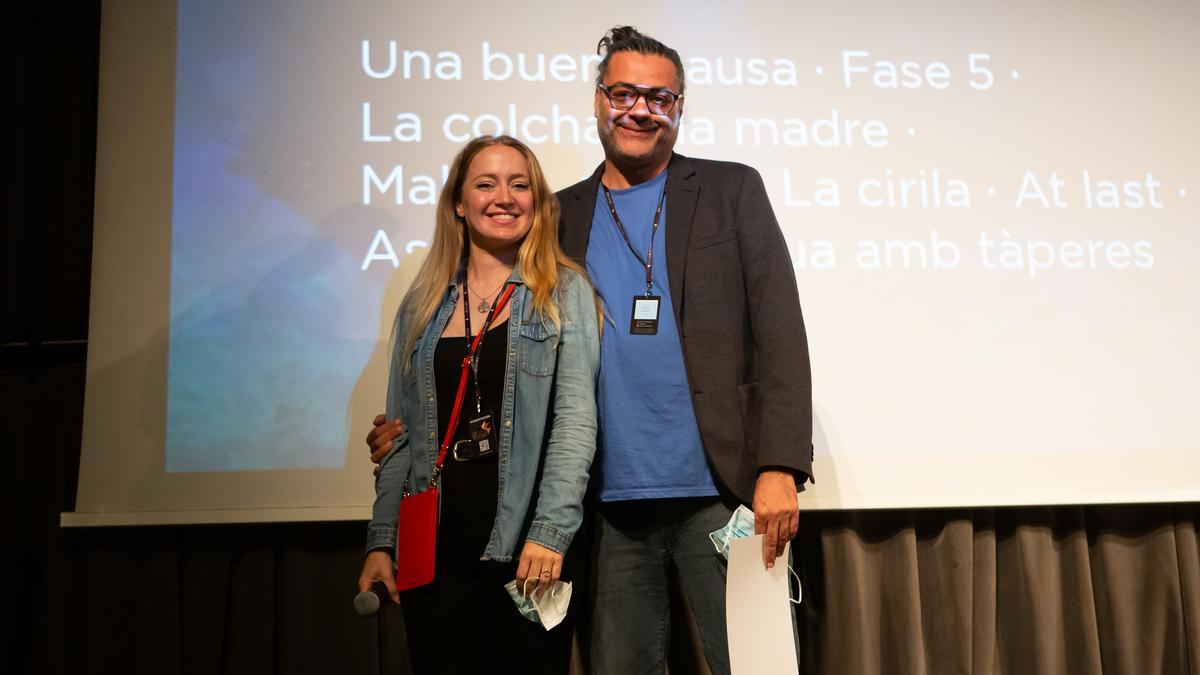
[432,322,508,562]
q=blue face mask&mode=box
[709,504,803,605]
[709,504,756,559]
[504,578,573,631]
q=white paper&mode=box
[726,535,799,675]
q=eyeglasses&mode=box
[597,83,682,115]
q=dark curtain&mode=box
[796,505,1199,675]
[6,3,1198,674]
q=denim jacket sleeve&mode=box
[365,308,413,557]
[524,270,600,554]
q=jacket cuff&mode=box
[525,521,573,555]
[366,525,397,557]
[760,463,812,479]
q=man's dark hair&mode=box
[595,26,686,95]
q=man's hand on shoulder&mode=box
[753,469,799,569]
[367,413,405,477]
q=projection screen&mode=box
[65,0,1200,525]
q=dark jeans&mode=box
[589,497,735,675]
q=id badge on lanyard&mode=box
[602,178,668,336]
[453,274,509,461]
[630,295,661,335]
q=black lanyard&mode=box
[461,271,511,415]
[602,177,667,297]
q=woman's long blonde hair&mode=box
[399,135,591,361]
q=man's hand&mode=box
[753,469,799,569]
[515,541,564,595]
[358,550,399,604]
[367,413,405,477]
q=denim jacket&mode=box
[366,265,599,562]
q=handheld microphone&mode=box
[353,582,394,617]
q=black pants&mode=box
[398,455,574,674]
[399,556,573,674]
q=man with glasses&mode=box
[556,26,813,675]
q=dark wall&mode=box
[5,2,99,672]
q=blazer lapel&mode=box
[561,156,698,324]
[560,164,606,265]
[664,154,698,323]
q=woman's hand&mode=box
[515,541,564,595]
[358,550,399,604]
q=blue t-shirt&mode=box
[585,171,718,502]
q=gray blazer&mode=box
[558,153,813,505]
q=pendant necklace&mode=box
[467,277,506,314]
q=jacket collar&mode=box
[572,152,696,201]
[446,258,527,292]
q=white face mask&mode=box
[504,578,573,631]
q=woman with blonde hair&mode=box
[358,135,599,673]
